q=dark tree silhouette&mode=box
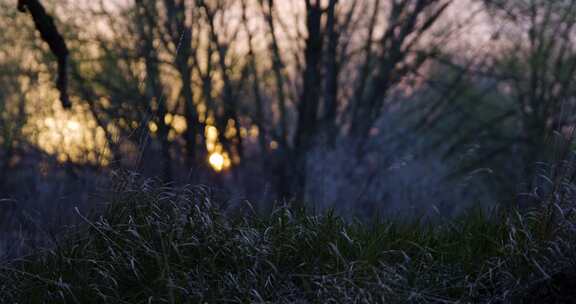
[18,0,70,109]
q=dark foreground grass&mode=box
[1,176,575,303]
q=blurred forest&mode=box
[1,0,576,253]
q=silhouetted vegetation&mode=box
[1,176,576,303]
[2,0,576,301]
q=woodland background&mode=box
[1,0,576,256]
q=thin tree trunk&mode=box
[259,0,289,148]
[242,0,268,155]
[293,0,325,199]
[136,0,172,181]
[322,0,340,145]
[199,1,244,161]
[162,0,204,172]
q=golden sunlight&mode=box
[204,124,232,172]
[25,100,111,166]
[164,114,187,134]
[208,152,225,172]
[148,121,158,133]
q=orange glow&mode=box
[204,124,232,172]
[24,95,111,166]
[209,152,225,171]
[270,140,279,150]
[207,149,232,172]
[148,121,158,133]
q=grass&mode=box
[0,173,575,303]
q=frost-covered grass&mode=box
[0,174,575,303]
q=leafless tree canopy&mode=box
[2,0,576,215]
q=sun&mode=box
[209,152,225,172]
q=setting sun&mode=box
[209,152,225,172]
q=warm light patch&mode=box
[270,140,279,150]
[205,125,219,152]
[225,118,237,139]
[164,113,174,125]
[24,95,111,166]
[249,125,259,138]
[209,152,225,171]
[204,124,232,172]
[164,114,187,140]
[66,120,81,131]
[148,121,158,133]
[198,103,207,123]
[171,115,187,134]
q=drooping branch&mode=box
[18,0,70,108]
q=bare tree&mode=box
[350,0,452,140]
[241,0,268,155]
[159,0,205,171]
[134,0,173,181]
[258,0,289,148]
[483,0,576,187]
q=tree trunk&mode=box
[322,0,340,146]
[136,0,172,181]
[293,0,325,200]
